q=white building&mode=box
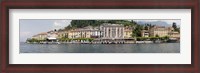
[47,30,58,41]
[100,23,124,39]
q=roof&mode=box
[38,32,47,35]
[32,35,38,37]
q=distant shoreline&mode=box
[24,40,179,44]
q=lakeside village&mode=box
[26,21,180,44]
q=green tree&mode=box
[172,22,180,32]
[163,36,169,40]
[155,34,159,37]
[66,20,136,29]
[172,22,177,30]
[144,25,148,30]
[132,25,143,37]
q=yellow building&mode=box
[67,30,74,38]
[58,30,68,38]
[32,35,39,39]
[67,26,101,39]
[32,32,48,40]
[169,31,180,38]
[124,27,133,38]
[141,30,149,37]
[68,29,87,38]
[149,26,173,37]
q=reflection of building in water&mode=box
[100,23,124,39]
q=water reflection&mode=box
[20,43,180,53]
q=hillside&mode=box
[63,20,137,30]
[59,20,179,37]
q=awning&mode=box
[47,37,57,40]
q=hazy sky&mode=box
[20,20,180,42]
[20,20,71,42]
[134,20,181,26]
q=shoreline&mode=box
[25,40,179,44]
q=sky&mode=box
[20,20,71,42]
[133,20,181,26]
[20,19,180,42]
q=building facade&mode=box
[32,32,47,40]
[168,31,180,38]
[46,30,58,41]
[141,30,149,37]
[124,27,133,38]
[57,30,68,39]
[67,26,101,39]
[100,24,124,39]
[149,26,174,37]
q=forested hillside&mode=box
[60,20,179,37]
[63,20,137,30]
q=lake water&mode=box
[20,42,180,53]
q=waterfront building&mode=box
[141,30,149,37]
[68,26,101,39]
[57,30,68,39]
[100,23,124,39]
[149,26,174,37]
[124,27,133,38]
[168,31,180,39]
[32,32,47,40]
[67,30,74,38]
[32,35,39,39]
[46,30,59,41]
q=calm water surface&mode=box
[20,42,180,53]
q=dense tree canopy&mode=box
[63,20,137,30]
[172,22,180,32]
[132,25,144,37]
